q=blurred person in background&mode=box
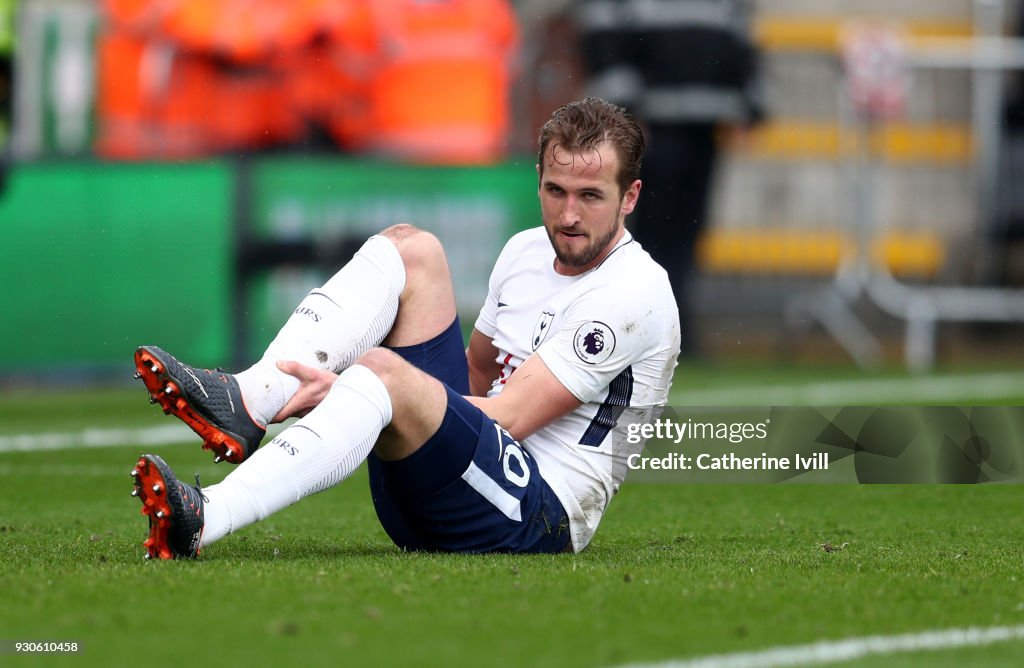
[94,0,518,164]
[329,0,519,164]
[575,0,764,357]
[96,0,328,158]
[0,0,13,194]
[998,1,1024,286]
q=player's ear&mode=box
[620,179,642,215]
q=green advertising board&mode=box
[0,162,233,373]
[242,157,540,359]
[0,157,541,375]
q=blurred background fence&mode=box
[2,0,1024,380]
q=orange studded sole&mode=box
[134,348,246,464]
[132,456,175,560]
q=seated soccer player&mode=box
[128,97,681,558]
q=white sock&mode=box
[235,235,405,425]
[201,364,392,547]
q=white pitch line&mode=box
[672,371,1024,405]
[0,423,289,454]
[613,624,1024,668]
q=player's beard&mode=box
[549,220,621,270]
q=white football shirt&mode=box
[474,226,680,551]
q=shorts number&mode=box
[495,425,530,488]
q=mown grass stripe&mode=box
[2,372,1021,453]
[0,423,289,453]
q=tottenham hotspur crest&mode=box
[573,321,616,364]
[532,311,556,350]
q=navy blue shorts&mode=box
[368,317,571,554]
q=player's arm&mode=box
[466,353,581,441]
[466,328,502,397]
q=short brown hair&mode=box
[537,97,645,195]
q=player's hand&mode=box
[272,360,339,422]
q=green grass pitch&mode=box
[2,363,1023,667]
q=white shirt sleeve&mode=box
[535,281,665,404]
[474,236,518,338]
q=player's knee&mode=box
[381,224,447,275]
[380,223,422,242]
[354,347,407,390]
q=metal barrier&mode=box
[786,12,1024,371]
